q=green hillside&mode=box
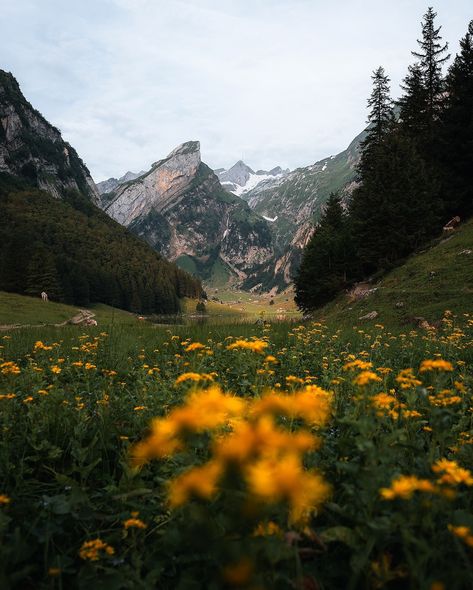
[0,291,140,327]
[314,217,473,329]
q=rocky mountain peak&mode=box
[0,69,100,203]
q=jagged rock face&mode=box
[218,160,254,187]
[0,70,100,203]
[244,129,366,252]
[236,130,366,291]
[102,142,275,283]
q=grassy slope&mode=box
[315,218,473,329]
[0,291,139,327]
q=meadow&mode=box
[1,314,473,589]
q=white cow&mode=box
[41,292,48,302]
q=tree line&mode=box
[295,9,473,311]
[0,175,203,314]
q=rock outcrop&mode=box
[101,142,275,284]
[0,70,100,203]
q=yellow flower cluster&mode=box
[396,368,422,389]
[33,340,53,351]
[380,475,435,500]
[175,372,214,385]
[448,524,473,547]
[123,511,147,530]
[79,538,115,561]
[0,494,11,505]
[419,359,454,372]
[432,459,473,486]
[131,384,332,525]
[1,361,20,375]
[226,339,268,354]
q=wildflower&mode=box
[380,475,435,500]
[245,454,330,524]
[79,538,115,561]
[123,514,147,529]
[1,361,21,375]
[50,365,62,374]
[133,406,147,411]
[175,372,214,385]
[168,460,223,507]
[226,339,268,354]
[343,359,373,371]
[264,355,277,363]
[0,393,16,400]
[432,459,473,486]
[34,341,53,351]
[448,524,473,547]
[353,371,382,386]
[420,359,454,372]
[0,494,11,505]
[184,342,206,352]
[396,368,422,389]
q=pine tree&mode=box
[438,20,473,217]
[364,67,394,145]
[398,63,430,137]
[412,7,450,124]
[350,130,439,275]
[294,194,354,311]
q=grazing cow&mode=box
[443,216,461,232]
[41,292,48,302]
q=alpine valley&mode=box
[97,133,365,291]
[1,67,365,299]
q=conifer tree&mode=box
[438,20,473,217]
[294,194,354,311]
[398,63,429,137]
[412,7,450,124]
[364,67,394,145]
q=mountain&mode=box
[97,170,146,196]
[0,70,100,203]
[0,70,202,313]
[234,130,365,291]
[216,160,289,197]
[100,141,275,286]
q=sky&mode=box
[1,1,472,181]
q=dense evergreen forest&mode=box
[295,9,473,311]
[0,174,202,314]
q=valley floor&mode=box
[1,312,472,588]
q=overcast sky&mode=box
[1,1,471,181]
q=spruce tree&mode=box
[294,194,353,311]
[398,63,429,137]
[364,67,394,145]
[438,20,473,217]
[412,7,450,124]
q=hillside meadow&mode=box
[1,311,473,589]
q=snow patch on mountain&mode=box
[216,161,289,197]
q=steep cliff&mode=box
[102,142,275,285]
[0,70,99,203]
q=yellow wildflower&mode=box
[184,342,206,352]
[79,538,115,561]
[420,359,454,372]
[168,460,223,507]
[226,339,268,354]
[380,475,435,500]
[353,371,382,386]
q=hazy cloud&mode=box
[1,0,471,180]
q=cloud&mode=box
[1,0,472,180]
